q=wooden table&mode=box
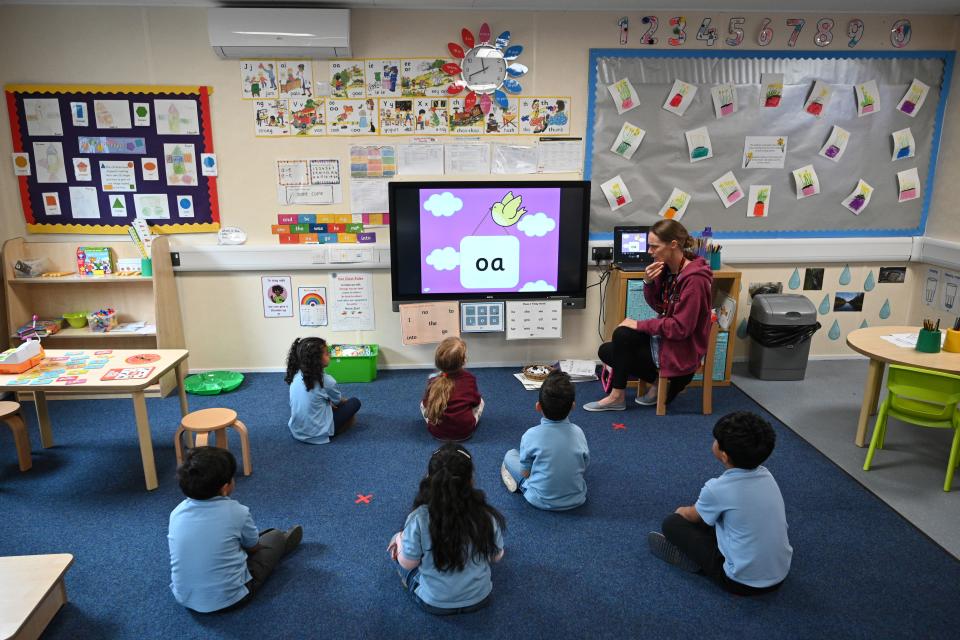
[0,349,189,490]
[846,326,960,447]
[0,554,74,640]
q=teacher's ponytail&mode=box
[650,219,697,259]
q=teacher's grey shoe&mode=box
[636,384,659,406]
[583,400,627,412]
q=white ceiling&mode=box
[2,0,959,15]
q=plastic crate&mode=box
[325,344,379,382]
[693,331,729,382]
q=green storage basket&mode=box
[325,344,379,382]
[184,371,245,395]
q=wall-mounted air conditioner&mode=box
[208,8,351,60]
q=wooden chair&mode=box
[0,401,32,472]
[655,322,720,416]
[174,408,252,476]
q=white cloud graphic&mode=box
[424,192,463,217]
[426,247,460,271]
[517,212,556,237]
[519,279,556,292]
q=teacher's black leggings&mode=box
[598,327,694,405]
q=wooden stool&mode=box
[174,408,252,476]
[0,401,32,472]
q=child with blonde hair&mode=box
[420,337,483,441]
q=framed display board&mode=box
[5,84,220,234]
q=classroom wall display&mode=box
[6,84,219,234]
[585,51,953,238]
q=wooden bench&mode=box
[0,554,74,640]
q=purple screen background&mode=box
[419,187,560,294]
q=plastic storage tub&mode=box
[325,344,378,382]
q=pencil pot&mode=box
[915,328,942,353]
[943,329,960,353]
[709,251,722,270]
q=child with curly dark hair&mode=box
[386,443,505,615]
[285,336,361,444]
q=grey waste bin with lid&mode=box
[747,294,821,380]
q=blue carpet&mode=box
[1,368,959,639]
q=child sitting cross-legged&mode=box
[421,336,484,441]
[500,370,590,510]
[286,336,361,444]
[648,411,793,595]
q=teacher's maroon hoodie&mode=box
[636,256,714,378]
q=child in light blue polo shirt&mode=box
[286,337,361,444]
[500,370,590,510]
[648,411,792,595]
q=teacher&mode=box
[584,219,713,411]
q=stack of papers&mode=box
[880,332,946,349]
[559,359,599,382]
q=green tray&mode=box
[184,371,244,395]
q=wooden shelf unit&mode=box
[2,236,185,396]
[602,267,742,387]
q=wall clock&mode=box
[443,23,528,114]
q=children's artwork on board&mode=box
[365,59,402,97]
[662,79,697,117]
[200,153,218,176]
[841,179,874,215]
[401,59,454,97]
[133,103,150,127]
[93,100,132,129]
[327,99,378,135]
[42,192,61,216]
[486,98,519,135]
[23,98,63,136]
[163,143,198,187]
[897,78,930,117]
[760,73,783,108]
[657,188,691,221]
[254,100,290,136]
[803,268,824,291]
[747,185,770,218]
[448,98,486,135]
[685,127,713,163]
[600,175,632,211]
[141,157,159,181]
[855,80,880,117]
[803,80,833,118]
[792,164,820,199]
[892,127,915,161]
[241,61,279,99]
[12,153,31,176]
[833,291,865,312]
[878,267,906,284]
[68,186,101,219]
[712,171,744,208]
[742,136,786,169]
[607,78,640,114]
[749,281,782,298]
[133,194,170,220]
[818,126,850,162]
[289,98,326,136]
[610,122,645,160]
[331,60,366,98]
[32,142,67,183]
[155,100,200,135]
[176,195,195,218]
[70,101,88,127]
[77,136,146,154]
[519,97,569,135]
[897,167,921,203]
[710,83,737,118]
[278,60,313,98]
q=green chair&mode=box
[863,365,960,492]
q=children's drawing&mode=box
[278,61,313,98]
[519,97,569,135]
[23,98,63,136]
[803,80,832,118]
[710,83,737,118]
[897,78,930,117]
[891,127,915,161]
[711,171,744,208]
[841,179,873,214]
[610,122,645,160]
[32,142,67,183]
[662,80,697,116]
[600,175,632,211]
[897,167,921,203]
[133,193,170,220]
[401,58,454,97]
[747,185,771,218]
[327,99,378,135]
[742,136,787,169]
[791,165,820,199]
[685,127,713,163]
[133,103,150,126]
[419,187,561,294]
[94,100,132,129]
[289,98,326,136]
[760,73,783,108]
[78,137,146,154]
[254,100,290,136]
[365,59,402,97]
[155,100,199,135]
[607,78,640,114]
[141,157,159,181]
[68,186,101,219]
[448,97,485,135]
[163,143,198,187]
[818,126,851,162]
[855,80,880,117]
[485,98,518,135]
[241,61,279,99]
[12,153,31,176]
[657,188,691,221]
[331,60,367,98]
[70,101,88,127]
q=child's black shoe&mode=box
[647,532,700,573]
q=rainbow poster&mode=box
[298,286,328,327]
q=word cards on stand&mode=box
[399,302,460,345]
[506,300,563,340]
